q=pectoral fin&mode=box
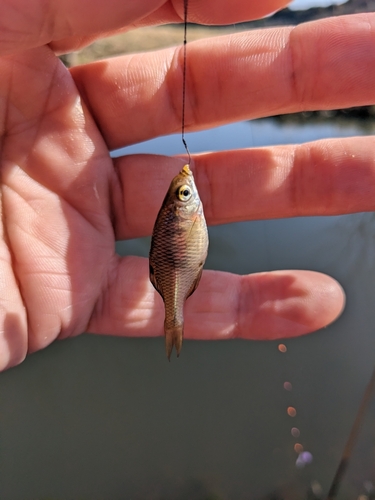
[186,265,204,299]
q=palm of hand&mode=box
[0,0,351,371]
[0,46,116,368]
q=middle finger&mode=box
[113,137,375,239]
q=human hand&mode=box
[5,0,372,370]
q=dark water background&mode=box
[1,117,375,499]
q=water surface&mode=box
[1,117,375,499]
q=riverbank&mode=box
[63,0,375,66]
[63,18,375,122]
[63,24,238,66]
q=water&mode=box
[289,0,348,11]
[1,117,375,499]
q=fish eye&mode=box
[177,185,192,202]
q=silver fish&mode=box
[149,164,209,359]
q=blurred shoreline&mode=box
[60,24,238,67]
[61,0,375,67]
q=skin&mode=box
[5,0,375,371]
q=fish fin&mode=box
[186,265,204,299]
[165,324,184,360]
[149,263,162,297]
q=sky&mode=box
[288,0,348,10]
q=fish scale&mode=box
[149,165,209,360]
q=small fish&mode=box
[149,164,209,360]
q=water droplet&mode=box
[294,443,303,453]
[364,481,374,493]
[295,451,313,468]
[287,406,296,417]
[278,343,287,353]
[291,427,300,438]
[310,480,322,496]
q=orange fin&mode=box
[165,324,183,361]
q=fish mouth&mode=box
[181,164,192,176]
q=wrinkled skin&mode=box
[9,0,375,371]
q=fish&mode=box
[149,164,209,360]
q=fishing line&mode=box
[179,2,372,496]
[182,0,191,165]
[325,364,375,499]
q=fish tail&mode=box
[164,323,184,361]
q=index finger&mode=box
[71,13,375,150]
